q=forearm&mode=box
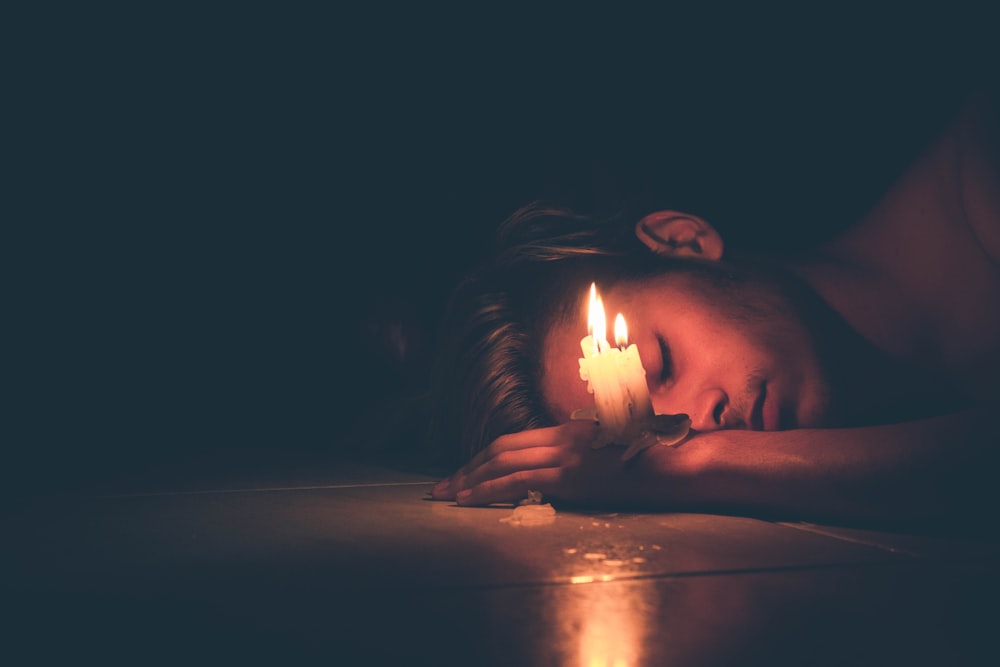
[654,406,998,523]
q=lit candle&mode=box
[614,312,655,420]
[578,283,655,442]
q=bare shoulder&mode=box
[955,87,1000,262]
[803,87,1000,395]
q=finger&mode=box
[455,445,564,494]
[456,467,563,506]
[437,421,597,501]
[437,446,562,500]
[452,422,589,482]
[430,446,550,501]
[433,437,566,500]
[460,425,567,472]
[430,477,454,500]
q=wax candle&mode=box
[578,283,655,441]
[614,312,655,419]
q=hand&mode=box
[429,420,679,507]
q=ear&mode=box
[634,210,724,261]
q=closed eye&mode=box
[658,336,673,381]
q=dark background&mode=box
[9,7,994,489]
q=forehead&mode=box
[538,277,672,423]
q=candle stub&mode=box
[575,282,691,457]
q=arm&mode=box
[671,407,997,524]
[432,405,999,525]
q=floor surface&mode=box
[3,451,999,665]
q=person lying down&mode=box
[426,88,1000,526]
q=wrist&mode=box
[635,433,718,507]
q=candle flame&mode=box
[614,313,628,348]
[588,283,607,351]
[593,297,606,343]
[587,283,597,336]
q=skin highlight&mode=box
[426,87,1000,526]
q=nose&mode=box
[653,386,727,431]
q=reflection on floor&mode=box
[3,455,998,666]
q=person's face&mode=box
[540,268,833,432]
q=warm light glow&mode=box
[574,578,652,667]
[614,313,628,348]
[588,282,608,353]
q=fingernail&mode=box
[456,489,472,504]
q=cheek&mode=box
[691,335,759,375]
[678,313,773,374]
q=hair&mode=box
[423,202,695,467]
